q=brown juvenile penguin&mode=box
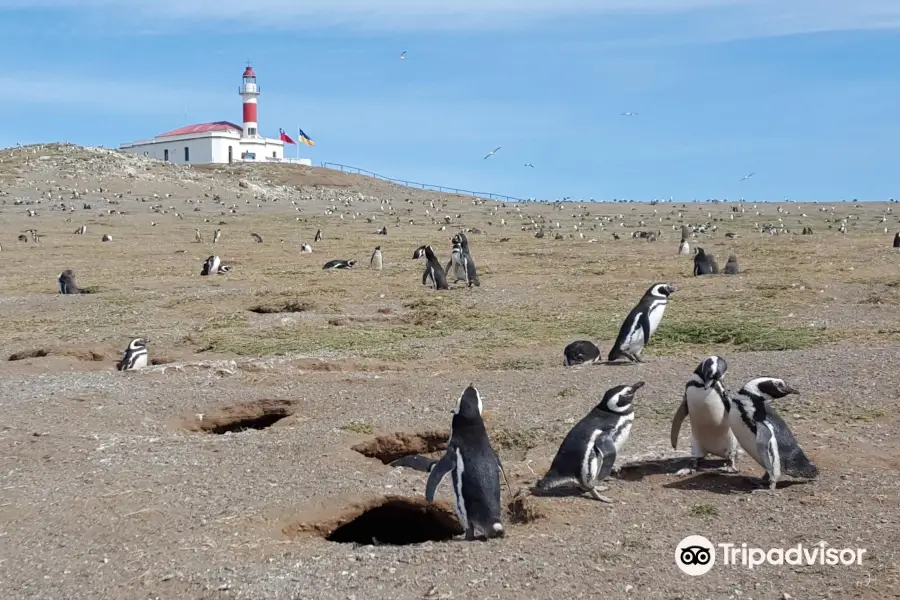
[723,253,740,275]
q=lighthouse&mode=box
[119,62,311,166]
[239,64,260,138]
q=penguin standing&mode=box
[446,240,468,284]
[454,232,480,287]
[678,239,690,255]
[608,283,678,363]
[893,232,900,248]
[117,338,149,371]
[369,246,383,271]
[426,384,507,541]
[413,245,449,290]
[728,377,818,493]
[57,269,82,294]
[693,248,719,275]
[314,229,323,242]
[723,253,740,275]
[670,356,739,476]
[213,229,222,243]
[536,381,645,503]
[562,340,602,367]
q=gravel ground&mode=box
[1,144,899,599]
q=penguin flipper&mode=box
[425,450,456,502]
[594,436,619,482]
[755,422,781,483]
[670,395,689,449]
[638,311,652,347]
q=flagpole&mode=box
[297,126,300,159]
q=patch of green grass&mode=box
[340,422,374,435]
[556,387,573,398]
[688,503,719,517]
[650,318,837,353]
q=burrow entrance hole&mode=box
[287,496,463,546]
[351,430,449,465]
[182,399,297,434]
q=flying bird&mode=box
[621,112,638,116]
[740,172,755,181]
[483,146,502,160]
[399,51,406,59]
[524,163,534,168]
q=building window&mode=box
[272,151,276,158]
[248,127,257,136]
[228,146,233,163]
[164,149,169,161]
[184,146,190,162]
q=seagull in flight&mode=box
[483,146,502,160]
[740,172,755,181]
[524,163,534,168]
[399,51,407,60]
[621,111,638,116]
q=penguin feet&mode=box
[718,464,739,474]
[589,488,615,503]
[675,467,696,477]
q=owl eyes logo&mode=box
[675,535,716,576]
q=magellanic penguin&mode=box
[608,283,678,363]
[201,255,230,276]
[425,384,508,541]
[322,259,356,270]
[117,338,149,371]
[893,232,900,248]
[58,269,83,294]
[670,356,739,476]
[693,248,719,276]
[536,381,645,503]
[723,253,740,275]
[728,377,818,493]
[413,245,449,290]
[314,229,323,242]
[447,232,480,287]
[369,246,383,271]
[562,340,602,367]
[678,238,690,255]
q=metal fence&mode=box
[320,161,524,202]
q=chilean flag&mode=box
[279,128,296,144]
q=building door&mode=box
[184,146,190,162]
[164,149,169,161]
[228,146,233,163]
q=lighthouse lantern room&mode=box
[120,64,311,166]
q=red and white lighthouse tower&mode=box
[239,64,260,138]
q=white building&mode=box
[120,65,311,166]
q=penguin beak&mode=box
[782,385,799,395]
[630,381,645,393]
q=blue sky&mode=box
[1,1,899,202]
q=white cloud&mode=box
[2,0,900,39]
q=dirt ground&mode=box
[1,143,899,599]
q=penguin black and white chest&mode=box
[728,377,818,492]
[413,245,449,290]
[693,248,719,275]
[117,338,149,371]
[446,242,468,283]
[322,259,356,270]
[537,382,644,503]
[58,269,81,294]
[670,356,739,476]
[201,255,221,276]
[451,232,480,287]
[608,283,678,363]
[369,246,383,271]
[425,384,506,541]
[562,340,602,367]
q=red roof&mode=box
[243,66,256,77]
[157,121,242,137]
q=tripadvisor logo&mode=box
[675,536,867,575]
